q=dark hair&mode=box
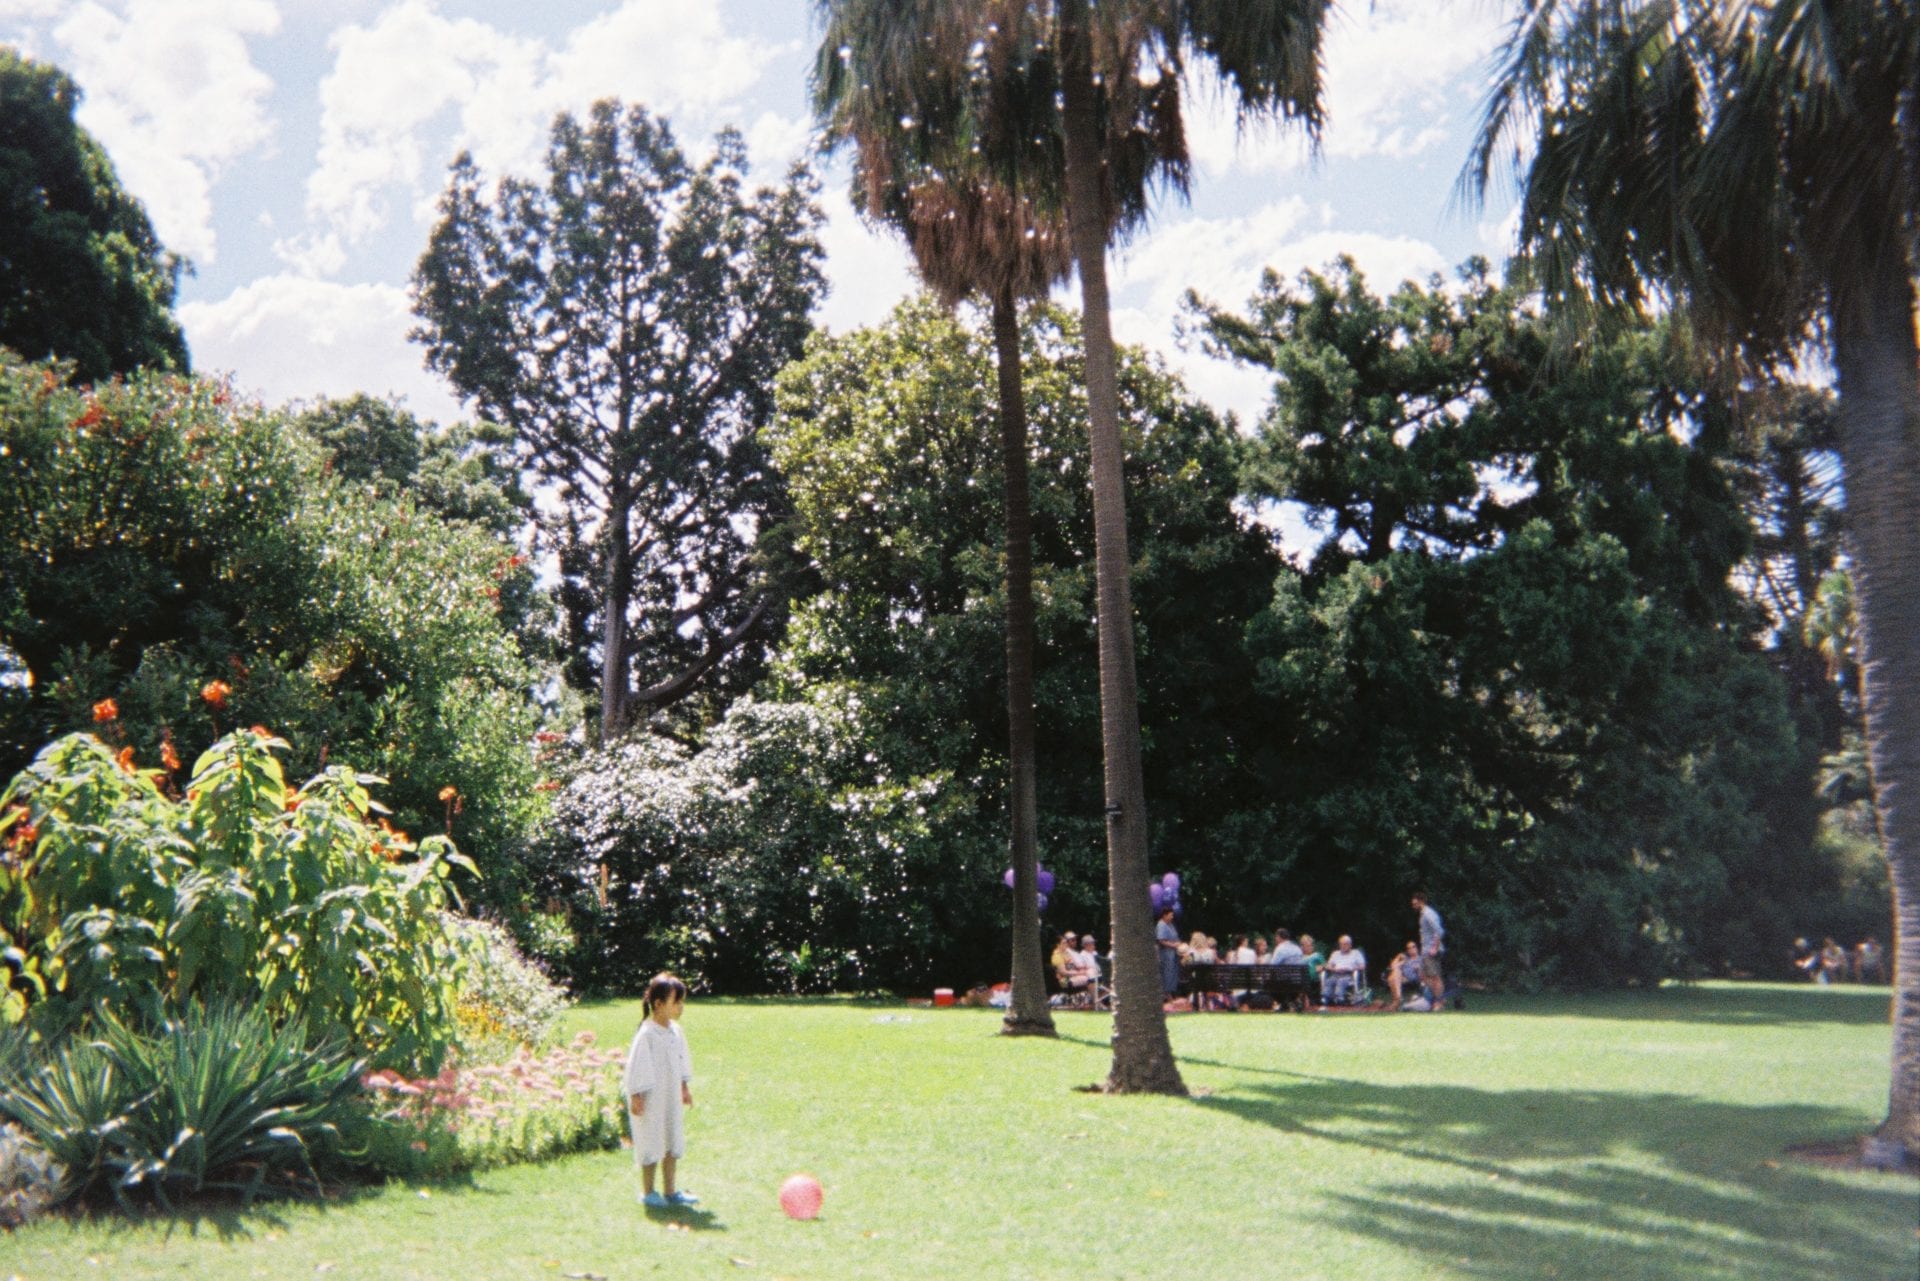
[642,972,689,1019]
[1274,928,1291,943]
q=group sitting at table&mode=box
[1174,928,1377,1009]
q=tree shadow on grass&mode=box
[1193,1076,1919,1281]
[1468,983,1892,1027]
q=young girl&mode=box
[625,973,696,1208]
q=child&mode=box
[625,973,696,1208]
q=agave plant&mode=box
[0,1000,364,1207]
[97,1000,364,1206]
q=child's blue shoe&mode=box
[667,1190,699,1206]
[642,1191,669,1209]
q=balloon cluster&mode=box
[1001,864,1056,913]
[1148,871,1182,918]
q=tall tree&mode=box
[412,102,825,741]
[1468,0,1920,1165]
[0,49,187,383]
[814,58,1081,1038]
[815,0,1332,1095]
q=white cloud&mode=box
[1185,0,1503,177]
[742,111,815,175]
[298,0,781,273]
[0,0,66,18]
[48,0,281,265]
[180,275,465,423]
[812,187,918,337]
[1104,198,1449,424]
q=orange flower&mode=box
[71,400,104,430]
[7,820,36,851]
[438,786,458,803]
[533,779,563,793]
[116,746,136,773]
[160,738,182,771]
[200,679,231,709]
[249,724,272,738]
[92,698,119,722]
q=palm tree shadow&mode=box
[1192,1077,1919,1281]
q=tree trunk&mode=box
[600,495,632,743]
[994,285,1058,1038]
[1059,0,1184,1095]
[1828,260,1920,1166]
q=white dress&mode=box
[624,1019,693,1165]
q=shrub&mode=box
[0,1122,62,1228]
[0,1000,362,1207]
[446,914,571,1063]
[0,356,550,913]
[0,729,472,1070]
[548,695,976,994]
[353,1030,624,1179]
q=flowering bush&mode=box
[445,914,571,1062]
[0,729,469,1070]
[353,1030,625,1179]
[0,355,547,915]
[545,695,975,995]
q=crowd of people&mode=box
[1792,935,1887,985]
[1048,893,1453,1013]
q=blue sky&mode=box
[2,0,1520,431]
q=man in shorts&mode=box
[1411,892,1446,1011]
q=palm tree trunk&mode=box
[994,284,1057,1038]
[1059,0,1184,1095]
[1828,261,1920,1165]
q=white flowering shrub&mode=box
[548,693,986,994]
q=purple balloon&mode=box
[1036,892,1049,913]
[1002,868,1016,889]
[1036,868,1056,895]
[1149,883,1166,910]
[1162,872,1180,892]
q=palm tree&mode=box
[814,0,1331,1094]
[811,78,1076,1035]
[1467,0,1920,1165]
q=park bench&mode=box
[1180,961,1314,1011]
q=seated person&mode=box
[1050,931,1078,989]
[1790,936,1819,980]
[1187,932,1216,964]
[1062,933,1099,996]
[1251,935,1271,965]
[1075,935,1104,987]
[1818,937,1848,986]
[1385,941,1421,1005]
[1299,933,1327,982]
[1269,928,1304,965]
[1321,935,1367,1005]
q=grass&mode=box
[3,982,1914,1281]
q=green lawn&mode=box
[4,983,1914,1281]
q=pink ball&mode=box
[779,1173,823,1220]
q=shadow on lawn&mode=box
[1466,983,1892,1027]
[73,1177,398,1243]
[1194,1075,1918,1281]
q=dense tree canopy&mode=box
[412,101,826,742]
[1468,0,1918,1162]
[0,49,186,383]
[1193,259,1836,983]
[542,298,1276,992]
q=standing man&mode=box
[1155,907,1182,1000]
[1412,892,1446,1011]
